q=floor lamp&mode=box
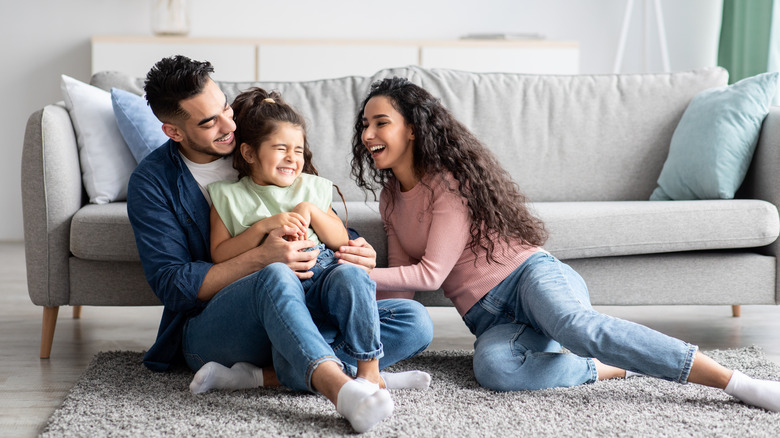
[613,0,671,73]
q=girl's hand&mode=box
[261,212,307,240]
[292,202,315,225]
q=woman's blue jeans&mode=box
[463,252,698,391]
[182,262,432,392]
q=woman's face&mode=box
[241,122,305,187]
[361,96,415,174]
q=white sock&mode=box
[380,370,431,390]
[189,362,264,395]
[724,370,780,412]
[625,370,642,378]
[336,378,394,433]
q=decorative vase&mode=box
[151,0,191,36]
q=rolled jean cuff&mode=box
[585,357,599,384]
[677,343,699,384]
[307,355,343,393]
[343,345,385,362]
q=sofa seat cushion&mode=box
[71,202,139,261]
[535,200,780,260]
[70,199,779,264]
[70,201,381,263]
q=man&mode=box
[127,55,433,433]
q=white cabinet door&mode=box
[257,44,419,81]
[92,37,580,82]
[92,40,256,82]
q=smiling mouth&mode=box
[277,167,296,175]
[369,145,386,154]
[215,133,234,144]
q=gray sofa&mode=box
[23,65,780,359]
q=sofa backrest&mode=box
[92,66,728,203]
[91,71,377,202]
[220,76,377,201]
[378,66,729,202]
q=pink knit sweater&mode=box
[370,174,542,316]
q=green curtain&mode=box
[769,0,780,84]
[718,0,774,84]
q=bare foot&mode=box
[593,358,627,380]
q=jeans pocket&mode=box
[479,289,516,323]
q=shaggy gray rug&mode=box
[41,346,780,437]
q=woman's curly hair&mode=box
[350,77,547,263]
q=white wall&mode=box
[2,0,721,241]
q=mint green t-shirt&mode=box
[207,174,333,244]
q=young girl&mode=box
[348,77,780,412]
[195,87,427,433]
[207,89,347,286]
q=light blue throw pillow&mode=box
[651,72,778,200]
[111,88,168,163]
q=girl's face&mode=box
[361,96,415,174]
[241,122,305,187]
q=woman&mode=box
[346,76,780,412]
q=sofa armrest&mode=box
[22,104,84,307]
[740,106,780,303]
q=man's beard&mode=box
[204,150,232,159]
[189,142,234,159]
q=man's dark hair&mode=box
[144,55,214,123]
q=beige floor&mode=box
[2,240,780,437]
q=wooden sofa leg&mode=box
[731,305,741,318]
[72,305,82,319]
[41,306,59,359]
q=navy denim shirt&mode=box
[127,140,213,371]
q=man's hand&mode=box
[198,226,318,301]
[334,237,377,273]
[258,226,318,279]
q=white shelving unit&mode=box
[92,35,580,82]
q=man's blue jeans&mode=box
[182,262,432,392]
[463,252,698,391]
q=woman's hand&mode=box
[335,237,377,273]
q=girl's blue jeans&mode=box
[182,262,432,393]
[463,252,698,391]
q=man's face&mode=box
[163,79,236,163]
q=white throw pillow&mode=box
[61,75,137,204]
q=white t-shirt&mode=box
[179,154,238,206]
